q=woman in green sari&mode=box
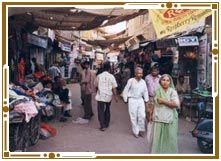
[150,74,180,154]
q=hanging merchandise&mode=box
[151,54,160,62]
[184,51,197,59]
[171,64,180,78]
[151,50,161,62]
[17,57,25,83]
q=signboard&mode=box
[59,42,71,52]
[149,9,212,39]
[177,36,199,46]
[156,38,176,49]
[197,35,208,87]
[27,33,48,49]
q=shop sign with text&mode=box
[149,9,212,39]
[178,36,199,46]
[27,33,48,49]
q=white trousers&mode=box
[128,98,146,135]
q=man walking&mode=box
[145,63,161,121]
[123,67,149,138]
[95,62,118,131]
[48,62,61,81]
[81,61,94,120]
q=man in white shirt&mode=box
[48,62,61,81]
[95,62,118,131]
[123,67,149,138]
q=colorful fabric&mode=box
[13,101,38,123]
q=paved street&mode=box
[28,83,202,154]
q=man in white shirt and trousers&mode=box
[123,67,149,138]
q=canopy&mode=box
[8,7,148,31]
[82,36,132,49]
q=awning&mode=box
[77,8,141,16]
[101,10,148,27]
[102,30,126,40]
[83,36,132,49]
[128,43,139,52]
[140,41,151,47]
[9,7,148,31]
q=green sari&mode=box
[151,74,180,154]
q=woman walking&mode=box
[150,74,180,154]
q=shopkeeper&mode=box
[175,75,191,114]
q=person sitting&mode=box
[53,76,72,118]
[176,75,191,94]
[175,75,191,114]
[53,76,70,104]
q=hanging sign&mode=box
[177,36,199,46]
[156,38,176,49]
[149,9,212,39]
[59,42,71,52]
[27,33,48,49]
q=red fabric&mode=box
[40,122,57,136]
[33,72,45,79]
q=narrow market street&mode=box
[7,6,214,156]
[28,83,202,154]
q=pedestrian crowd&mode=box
[22,56,191,154]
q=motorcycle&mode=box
[191,101,213,153]
[9,99,40,152]
[36,88,63,121]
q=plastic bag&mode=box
[40,128,52,139]
[40,122,57,136]
[146,122,154,153]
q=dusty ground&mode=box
[28,83,202,154]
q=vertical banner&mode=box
[149,9,212,39]
[198,35,208,86]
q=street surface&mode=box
[28,83,202,154]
